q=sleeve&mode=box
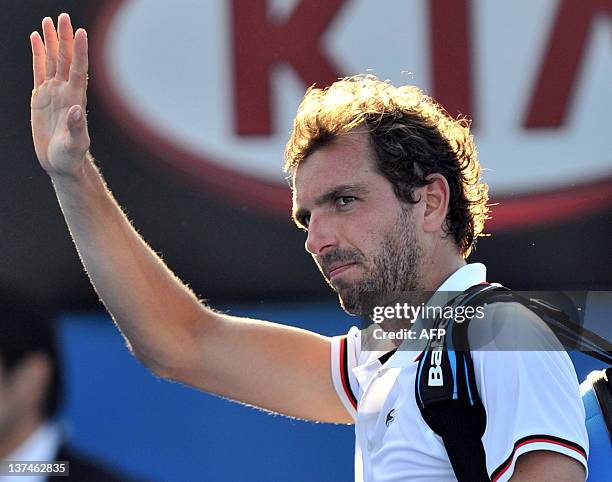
[470,304,589,482]
[330,326,361,421]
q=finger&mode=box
[30,31,46,88]
[69,28,88,89]
[42,17,59,79]
[66,105,90,157]
[66,105,86,135]
[56,13,74,81]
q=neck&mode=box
[0,414,43,460]
[421,248,466,292]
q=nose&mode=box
[305,212,337,256]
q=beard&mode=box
[320,207,424,316]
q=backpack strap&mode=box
[415,283,496,481]
[471,289,612,364]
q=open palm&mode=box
[30,14,90,178]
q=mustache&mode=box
[320,248,365,278]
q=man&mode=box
[29,14,588,481]
[0,287,144,481]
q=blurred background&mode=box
[1,0,611,480]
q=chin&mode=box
[337,288,369,317]
[338,298,362,316]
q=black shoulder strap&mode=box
[415,283,494,482]
[484,290,612,365]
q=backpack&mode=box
[414,283,612,481]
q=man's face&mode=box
[292,132,425,315]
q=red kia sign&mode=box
[93,0,612,229]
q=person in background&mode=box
[0,287,146,482]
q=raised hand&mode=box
[30,14,90,179]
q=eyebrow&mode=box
[292,183,370,227]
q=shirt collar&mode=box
[436,262,487,292]
[3,422,62,463]
[383,263,487,369]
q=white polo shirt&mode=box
[330,263,588,482]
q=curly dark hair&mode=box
[284,75,489,257]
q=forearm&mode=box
[30,17,351,422]
[52,153,207,374]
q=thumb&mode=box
[66,105,86,134]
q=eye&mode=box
[336,196,356,207]
[301,214,311,228]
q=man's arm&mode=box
[510,451,585,482]
[30,14,351,424]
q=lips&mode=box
[328,262,357,279]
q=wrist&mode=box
[48,152,91,186]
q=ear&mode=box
[11,354,52,411]
[421,173,450,233]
